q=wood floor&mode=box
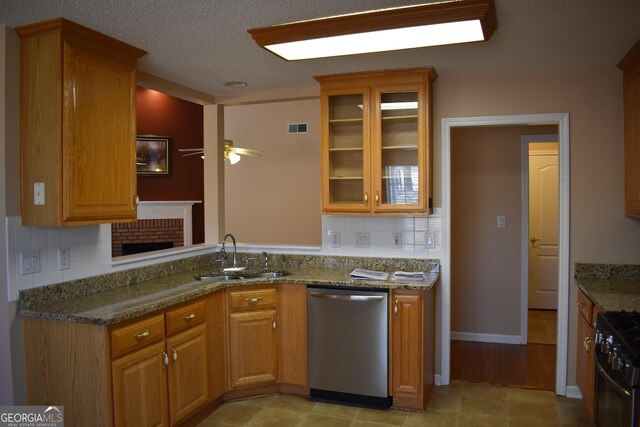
[451,340,556,391]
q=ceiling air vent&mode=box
[288,123,308,134]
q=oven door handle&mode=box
[595,360,632,397]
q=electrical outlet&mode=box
[355,232,370,248]
[497,215,506,229]
[330,231,341,248]
[57,248,70,270]
[392,232,402,249]
[20,250,41,275]
[425,233,436,249]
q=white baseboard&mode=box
[565,385,582,399]
[451,331,522,345]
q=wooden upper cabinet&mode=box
[16,18,146,226]
[618,39,640,217]
[315,68,436,215]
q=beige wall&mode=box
[451,125,557,337]
[433,68,640,383]
[224,100,321,245]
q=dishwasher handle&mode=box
[309,291,385,302]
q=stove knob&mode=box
[611,353,621,370]
[608,345,619,365]
[594,330,602,345]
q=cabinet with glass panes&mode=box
[316,68,436,214]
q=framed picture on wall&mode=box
[136,135,171,176]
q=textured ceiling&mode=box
[2,0,640,98]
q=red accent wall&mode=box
[136,87,204,244]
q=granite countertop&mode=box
[575,263,640,312]
[18,258,439,326]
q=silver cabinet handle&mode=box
[309,292,384,302]
[162,351,169,368]
[183,313,196,321]
[245,297,263,304]
[135,330,150,339]
[394,299,399,318]
[272,316,277,332]
[583,336,592,352]
[171,347,177,363]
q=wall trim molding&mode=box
[565,385,582,399]
[451,332,522,345]
[442,113,570,397]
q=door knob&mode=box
[530,237,541,244]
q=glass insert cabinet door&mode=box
[321,89,372,211]
[372,87,426,212]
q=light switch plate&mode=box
[355,232,370,248]
[34,182,45,205]
[20,250,41,275]
[497,216,506,229]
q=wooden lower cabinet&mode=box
[166,323,209,425]
[25,293,223,427]
[112,341,170,427]
[228,309,278,388]
[277,284,308,392]
[575,289,599,422]
[390,286,437,411]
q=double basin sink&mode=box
[195,270,291,282]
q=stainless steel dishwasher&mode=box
[307,286,391,407]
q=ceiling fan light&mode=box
[228,152,242,164]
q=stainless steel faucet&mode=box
[221,233,239,270]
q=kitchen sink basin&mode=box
[195,270,291,281]
[194,273,244,281]
[251,270,292,278]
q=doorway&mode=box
[524,136,559,348]
[441,113,570,396]
[449,125,558,390]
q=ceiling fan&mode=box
[178,139,263,164]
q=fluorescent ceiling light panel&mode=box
[266,20,484,60]
[248,0,497,61]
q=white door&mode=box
[528,149,559,309]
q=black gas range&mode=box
[594,311,640,427]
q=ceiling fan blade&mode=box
[234,147,264,157]
[181,151,204,157]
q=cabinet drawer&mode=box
[229,287,277,311]
[111,314,165,359]
[577,289,594,324]
[166,300,206,336]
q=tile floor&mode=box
[196,381,592,427]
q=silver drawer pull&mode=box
[134,330,150,339]
[245,297,263,304]
[183,313,196,321]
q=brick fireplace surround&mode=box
[111,200,201,257]
[111,219,184,257]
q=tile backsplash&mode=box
[6,211,443,301]
[5,216,114,301]
[321,210,442,259]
